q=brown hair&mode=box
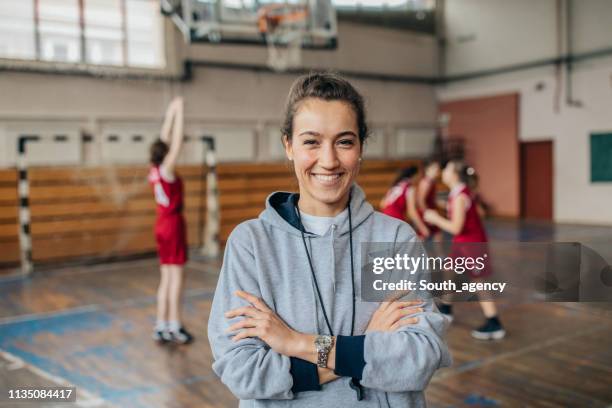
[447,159,474,184]
[281,72,369,145]
[392,166,419,186]
[150,139,169,166]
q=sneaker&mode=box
[167,327,194,344]
[471,318,506,340]
[152,329,168,343]
[438,304,454,323]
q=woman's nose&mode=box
[318,143,340,168]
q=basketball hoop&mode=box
[257,3,308,72]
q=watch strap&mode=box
[317,348,329,368]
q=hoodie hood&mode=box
[260,183,374,237]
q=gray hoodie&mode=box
[208,184,451,407]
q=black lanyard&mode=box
[294,193,363,400]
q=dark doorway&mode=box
[520,141,553,220]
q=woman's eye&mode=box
[303,139,317,145]
[338,139,355,146]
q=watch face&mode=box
[315,336,332,350]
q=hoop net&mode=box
[257,4,308,72]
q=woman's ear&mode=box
[283,135,293,161]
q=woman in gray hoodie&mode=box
[208,72,451,407]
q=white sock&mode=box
[168,320,181,333]
[155,320,168,331]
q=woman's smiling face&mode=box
[284,98,362,216]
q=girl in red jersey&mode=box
[417,160,442,242]
[380,166,430,238]
[148,96,193,344]
[424,160,505,340]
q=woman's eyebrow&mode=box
[336,131,358,138]
[297,130,358,138]
[297,131,321,137]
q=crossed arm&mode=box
[225,290,423,385]
[208,231,450,400]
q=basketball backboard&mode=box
[161,0,337,49]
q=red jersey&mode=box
[381,180,413,221]
[447,184,487,243]
[423,176,437,210]
[418,176,440,236]
[148,166,184,216]
[148,165,187,265]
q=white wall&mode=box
[572,0,612,53]
[439,0,612,225]
[444,0,557,76]
[0,20,438,167]
[0,67,437,167]
[189,21,438,77]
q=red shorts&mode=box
[155,214,187,265]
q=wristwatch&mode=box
[314,335,334,368]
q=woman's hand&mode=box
[424,209,442,225]
[225,291,301,357]
[366,299,424,333]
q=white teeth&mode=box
[313,174,341,182]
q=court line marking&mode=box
[0,349,114,408]
[0,305,100,326]
[0,258,158,283]
[433,324,610,381]
[433,324,612,405]
[0,288,217,404]
[0,288,215,326]
[0,258,219,287]
[0,252,223,283]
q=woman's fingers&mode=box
[231,328,259,342]
[235,291,271,312]
[395,306,424,320]
[390,317,419,331]
[378,298,422,312]
[224,306,262,319]
[384,300,424,312]
[385,306,423,327]
[226,318,258,333]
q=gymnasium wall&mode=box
[438,0,612,225]
[187,21,437,78]
[0,20,438,168]
[444,0,558,76]
[440,94,520,218]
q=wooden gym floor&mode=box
[0,220,611,408]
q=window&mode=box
[39,0,80,62]
[0,0,165,69]
[126,0,165,67]
[0,0,36,59]
[332,0,435,11]
[85,0,123,65]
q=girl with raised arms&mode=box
[148,97,194,345]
